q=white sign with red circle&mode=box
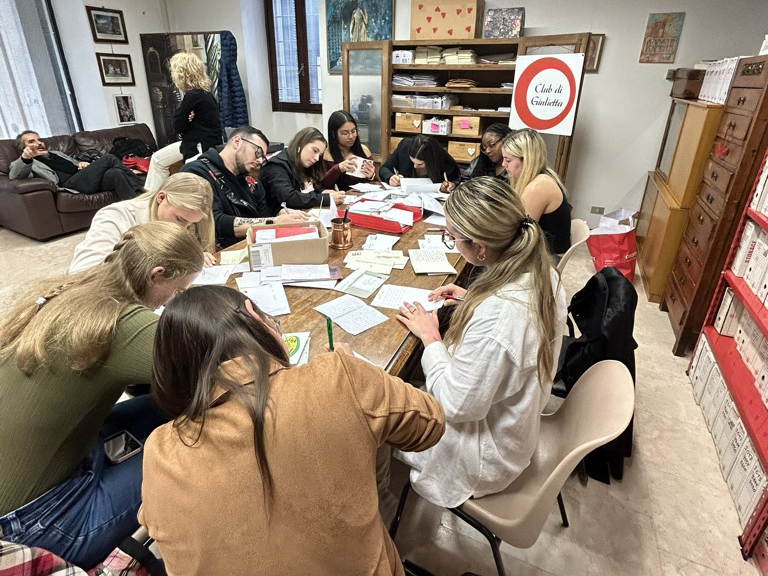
[509,53,585,136]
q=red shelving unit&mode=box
[725,272,768,341]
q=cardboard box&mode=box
[448,140,481,163]
[422,117,452,135]
[733,221,759,277]
[716,404,742,460]
[395,113,424,133]
[702,368,726,430]
[712,394,734,454]
[452,116,482,136]
[691,339,715,404]
[728,439,757,503]
[722,418,748,477]
[247,222,328,269]
[410,0,484,40]
[736,461,767,527]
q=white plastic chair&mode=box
[557,219,590,274]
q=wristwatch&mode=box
[265,219,274,225]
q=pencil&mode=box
[326,316,335,352]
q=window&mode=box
[264,0,322,113]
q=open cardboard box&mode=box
[247,221,328,270]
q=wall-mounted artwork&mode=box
[86,6,128,44]
[585,33,605,72]
[482,8,525,39]
[326,0,393,74]
[114,94,136,124]
[639,13,685,64]
[96,53,135,86]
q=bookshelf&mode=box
[342,33,590,179]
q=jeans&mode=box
[63,154,142,201]
[0,395,166,569]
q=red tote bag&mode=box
[586,225,637,282]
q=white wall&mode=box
[51,0,169,135]
[319,0,768,226]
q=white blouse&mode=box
[397,270,567,508]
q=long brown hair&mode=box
[286,127,327,188]
[444,177,559,386]
[151,286,290,503]
[0,222,204,374]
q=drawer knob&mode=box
[679,276,686,285]
[706,194,714,203]
[737,96,746,105]
[670,294,676,303]
[698,214,705,224]
[692,237,699,247]
[711,171,718,180]
[684,257,691,266]
[728,121,736,130]
[724,147,730,156]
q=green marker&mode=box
[326,316,334,352]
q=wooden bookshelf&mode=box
[392,64,516,71]
[391,107,509,117]
[392,86,513,94]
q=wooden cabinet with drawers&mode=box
[662,54,768,355]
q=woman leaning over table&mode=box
[379,135,460,193]
[260,127,345,213]
[70,172,216,273]
[0,221,204,568]
[396,176,567,508]
[139,285,444,575]
[320,110,376,190]
[502,128,571,258]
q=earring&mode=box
[297,148,301,153]
[479,254,486,261]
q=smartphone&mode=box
[103,431,143,464]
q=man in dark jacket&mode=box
[181,126,308,248]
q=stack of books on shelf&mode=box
[415,46,442,65]
[700,57,740,104]
[441,48,477,65]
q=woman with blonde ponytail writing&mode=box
[0,221,204,568]
[395,176,568,508]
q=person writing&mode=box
[395,176,567,508]
[501,128,571,258]
[460,123,513,182]
[139,286,445,575]
[181,126,308,249]
[320,110,375,190]
[379,135,460,193]
[0,222,204,568]
[144,52,222,192]
[70,172,216,273]
[261,127,345,213]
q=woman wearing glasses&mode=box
[501,128,571,258]
[320,110,376,190]
[261,128,345,212]
[395,176,567,508]
[139,285,445,575]
[379,135,460,193]
[145,52,222,192]
[460,123,513,182]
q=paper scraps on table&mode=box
[314,294,388,336]
[282,332,310,365]
[409,249,458,275]
[350,182,386,193]
[371,284,444,312]
[359,190,391,202]
[241,282,291,316]
[400,177,441,194]
[193,264,246,285]
[424,213,447,227]
[362,233,400,251]
[281,264,332,282]
[335,268,388,298]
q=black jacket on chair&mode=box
[260,150,327,213]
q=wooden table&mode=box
[224,215,464,376]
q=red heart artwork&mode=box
[418,4,423,9]
[465,25,471,32]
[434,6,440,11]
[441,12,446,18]
[447,29,453,35]
[467,7,473,13]
[456,8,462,14]
[433,27,438,32]
[427,16,432,21]
[416,26,422,33]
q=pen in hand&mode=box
[443,295,465,302]
[326,316,334,352]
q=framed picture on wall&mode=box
[114,94,136,124]
[326,0,394,74]
[96,53,135,86]
[585,33,605,72]
[86,6,128,44]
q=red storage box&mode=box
[347,200,423,233]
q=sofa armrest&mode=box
[1,177,57,195]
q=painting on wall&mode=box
[96,53,134,86]
[114,94,136,124]
[326,0,393,74]
[139,33,221,148]
[86,6,128,44]
[585,33,605,72]
[639,13,685,64]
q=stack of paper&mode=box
[441,48,477,64]
[445,78,478,88]
[350,183,387,193]
[314,294,388,336]
[412,74,439,87]
[371,284,444,312]
[400,178,440,194]
[363,234,400,251]
[335,268,388,298]
[345,250,409,275]
[219,247,248,264]
[282,332,310,365]
[414,46,442,65]
[419,234,459,253]
[280,264,332,282]
[409,249,458,275]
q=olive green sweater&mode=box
[0,305,158,515]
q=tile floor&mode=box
[0,226,759,576]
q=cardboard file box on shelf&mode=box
[410,0,485,40]
[395,113,424,133]
[422,117,452,135]
[247,222,328,270]
[448,141,480,163]
[452,116,482,136]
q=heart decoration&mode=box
[418,3,423,9]
[441,12,446,18]
[416,26,422,33]
[434,6,440,11]
[447,29,453,35]
[467,7,473,13]
[457,8,463,14]
[465,25,471,32]
[467,147,476,155]
[413,120,421,127]
[427,16,432,21]
[433,27,438,33]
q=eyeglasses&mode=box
[480,139,501,153]
[442,229,470,250]
[338,128,358,137]
[241,137,265,160]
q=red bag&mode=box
[586,226,637,282]
[121,155,150,173]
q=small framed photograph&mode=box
[96,53,135,86]
[114,94,136,124]
[86,6,128,44]
[585,33,605,72]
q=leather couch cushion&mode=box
[74,124,157,155]
[0,134,77,175]
[56,190,118,213]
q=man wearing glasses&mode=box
[182,126,308,248]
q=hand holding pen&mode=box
[440,171,456,193]
[428,283,467,306]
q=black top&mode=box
[34,153,77,183]
[460,156,507,183]
[173,89,223,160]
[180,149,270,248]
[539,188,572,255]
[379,137,460,184]
[260,150,328,213]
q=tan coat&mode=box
[139,352,445,576]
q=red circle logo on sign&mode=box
[514,57,577,130]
